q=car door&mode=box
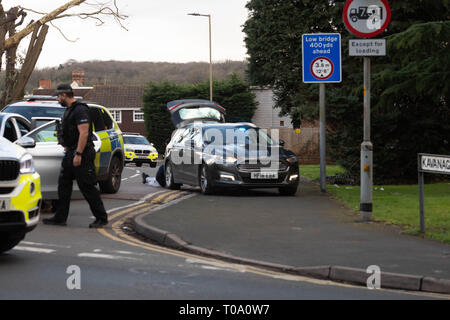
[169,128,190,183]
[182,127,202,185]
[21,121,101,200]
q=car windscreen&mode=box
[2,105,65,121]
[202,127,276,146]
[123,136,150,145]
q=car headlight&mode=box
[209,155,237,164]
[286,156,298,164]
[20,154,36,174]
[125,148,133,153]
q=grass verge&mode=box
[300,165,450,243]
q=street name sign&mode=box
[349,39,386,56]
[419,154,450,175]
[302,33,342,83]
[343,0,391,38]
[418,153,450,234]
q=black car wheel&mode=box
[99,156,123,194]
[199,164,215,195]
[165,161,181,190]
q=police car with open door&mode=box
[7,97,125,199]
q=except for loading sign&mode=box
[311,57,334,80]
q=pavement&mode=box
[132,177,450,294]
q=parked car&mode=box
[0,137,41,254]
[164,100,299,195]
[13,100,125,199]
[0,113,32,142]
[123,133,158,167]
[2,98,65,129]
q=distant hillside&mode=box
[26,60,248,93]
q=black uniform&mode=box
[53,101,108,223]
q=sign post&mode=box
[418,154,450,233]
[343,0,391,221]
[302,33,342,193]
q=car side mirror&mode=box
[16,136,36,149]
[279,139,285,147]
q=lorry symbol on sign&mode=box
[350,6,383,22]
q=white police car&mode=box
[123,133,158,167]
[0,137,41,254]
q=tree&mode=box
[243,0,450,184]
[142,75,258,153]
[0,0,127,107]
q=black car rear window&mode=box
[3,105,65,121]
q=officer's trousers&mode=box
[54,148,108,222]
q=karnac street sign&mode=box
[302,33,342,84]
[343,0,391,38]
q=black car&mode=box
[164,100,299,195]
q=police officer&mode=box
[43,84,108,228]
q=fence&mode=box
[265,128,321,164]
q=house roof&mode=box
[84,86,146,110]
[32,88,93,98]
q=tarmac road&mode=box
[0,165,445,300]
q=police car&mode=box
[123,133,158,167]
[0,137,41,254]
[5,98,125,199]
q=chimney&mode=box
[39,79,52,89]
[72,71,85,86]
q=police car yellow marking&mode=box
[9,173,41,223]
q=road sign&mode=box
[419,154,450,175]
[417,154,450,233]
[302,33,342,83]
[343,0,391,38]
[349,39,386,56]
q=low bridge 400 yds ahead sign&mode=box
[302,33,342,84]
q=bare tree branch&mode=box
[0,0,128,106]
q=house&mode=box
[251,86,293,129]
[84,85,146,134]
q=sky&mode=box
[3,0,250,69]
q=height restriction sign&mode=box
[302,33,342,83]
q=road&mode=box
[0,165,443,300]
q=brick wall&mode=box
[117,110,146,135]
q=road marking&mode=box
[21,241,71,249]
[14,246,56,254]
[77,252,141,261]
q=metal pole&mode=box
[319,83,326,193]
[208,15,213,102]
[418,156,425,233]
[360,57,373,221]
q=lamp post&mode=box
[188,13,213,101]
